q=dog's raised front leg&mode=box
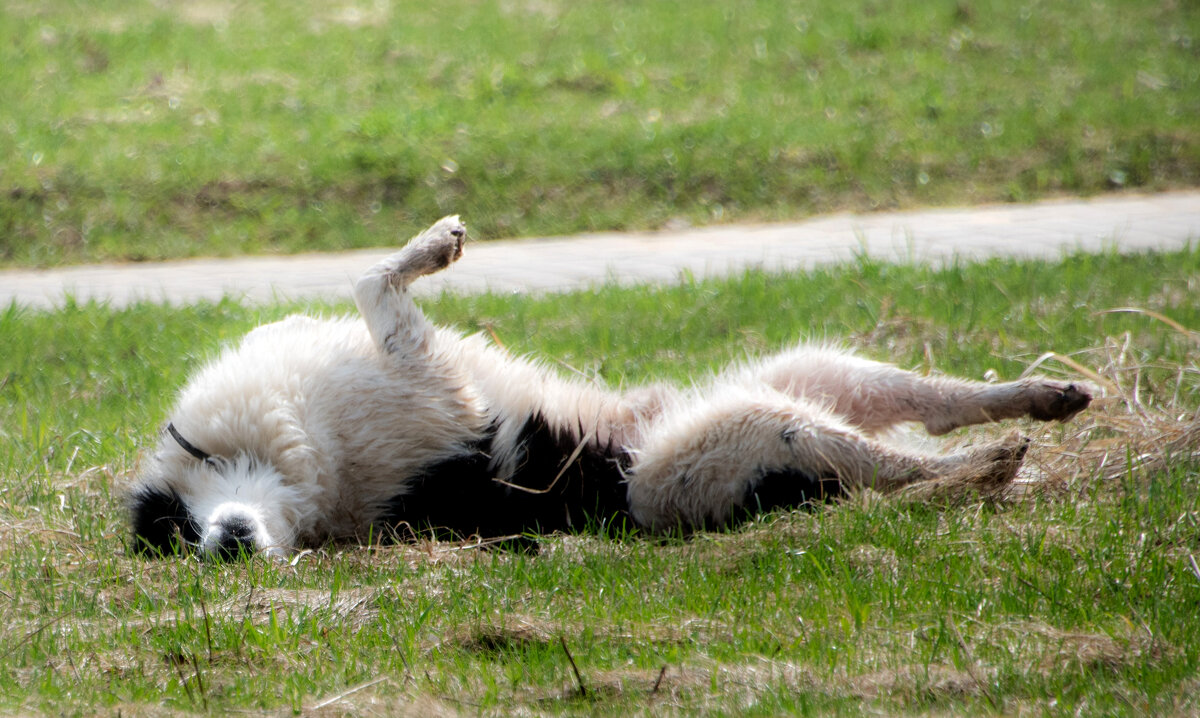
[747,346,1091,435]
[353,215,465,356]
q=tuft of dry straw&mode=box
[875,324,1199,506]
[1010,328,1200,498]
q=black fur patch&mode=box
[382,414,633,541]
[130,487,200,556]
[740,467,844,519]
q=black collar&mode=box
[167,423,220,470]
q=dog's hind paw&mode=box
[898,431,1028,504]
[1027,381,1092,423]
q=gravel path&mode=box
[3,191,1197,309]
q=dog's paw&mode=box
[941,430,1029,479]
[1027,381,1092,423]
[403,215,466,277]
[978,430,1031,472]
[897,432,1028,504]
[421,214,466,267]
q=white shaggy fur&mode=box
[128,216,1092,558]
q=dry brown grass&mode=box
[446,610,714,656]
[1010,619,1168,674]
[843,322,1200,507]
[493,657,998,712]
[1014,331,1200,497]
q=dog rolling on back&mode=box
[128,216,1092,558]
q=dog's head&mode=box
[129,424,315,559]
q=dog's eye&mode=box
[130,487,200,557]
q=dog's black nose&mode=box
[214,516,256,559]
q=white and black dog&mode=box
[129,216,1092,558]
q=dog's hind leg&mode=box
[353,216,466,356]
[625,389,1027,532]
[743,345,1091,436]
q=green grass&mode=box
[2,0,1198,266]
[2,249,1199,715]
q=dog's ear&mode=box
[129,487,200,557]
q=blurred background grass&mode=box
[2,0,1197,266]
